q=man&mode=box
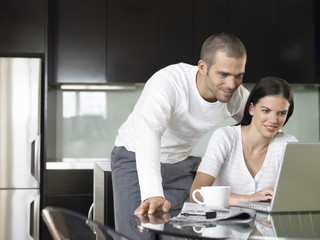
[111,33,249,239]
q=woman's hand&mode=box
[229,187,274,206]
[248,187,274,202]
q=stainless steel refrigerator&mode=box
[0,57,41,240]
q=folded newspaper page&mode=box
[170,202,256,225]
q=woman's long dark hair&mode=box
[238,76,294,126]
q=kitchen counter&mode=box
[46,158,110,170]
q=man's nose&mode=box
[225,76,237,90]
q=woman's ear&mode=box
[249,102,254,116]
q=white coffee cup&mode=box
[192,186,231,208]
[193,225,232,238]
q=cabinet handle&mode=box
[31,135,41,182]
[29,200,34,238]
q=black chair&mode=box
[42,206,132,240]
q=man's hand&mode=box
[134,196,171,215]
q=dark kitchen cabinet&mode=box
[0,0,45,54]
[51,0,195,84]
[49,0,318,84]
[158,0,195,69]
[194,0,229,58]
[279,0,317,84]
[44,169,93,213]
[42,169,93,240]
[228,0,280,83]
[195,0,280,83]
[195,0,279,84]
[107,0,194,82]
[229,0,317,84]
[195,0,317,84]
[51,0,106,84]
[106,0,195,83]
[106,0,159,83]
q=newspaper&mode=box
[170,202,256,226]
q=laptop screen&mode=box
[271,142,320,212]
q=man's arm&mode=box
[190,172,274,206]
[133,77,175,213]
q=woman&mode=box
[190,76,298,206]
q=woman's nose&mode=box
[270,114,278,124]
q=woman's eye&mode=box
[262,109,270,113]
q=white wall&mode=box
[47,85,319,159]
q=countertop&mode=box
[46,158,110,170]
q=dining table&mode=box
[130,209,320,239]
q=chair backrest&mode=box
[42,206,131,240]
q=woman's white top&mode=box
[197,125,298,195]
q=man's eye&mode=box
[219,73,228,77]
[235,74,244,78]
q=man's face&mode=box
[201,51,246,103]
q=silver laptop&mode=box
[238,142,320,212]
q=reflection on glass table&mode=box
[131,210,320,239]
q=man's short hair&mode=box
[200,33,247,69]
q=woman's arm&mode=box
[190,171,274,206]
[229,187,274,206]
[189,172,215,202]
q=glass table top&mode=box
[131,210,320,239]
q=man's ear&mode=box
[249,102,254,116]
[198,60,207,75]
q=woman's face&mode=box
[249,95,290,138]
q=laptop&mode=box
[238,142,320,212]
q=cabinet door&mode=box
[279,0,316,84]
[195,0,279,80]
[106,0,159,83]
[158,0,194,68]
[228,0,279,83]
[52,0,106,83]
[42,169,94,240]
[194,0,229,61]
[0,0,45,54]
